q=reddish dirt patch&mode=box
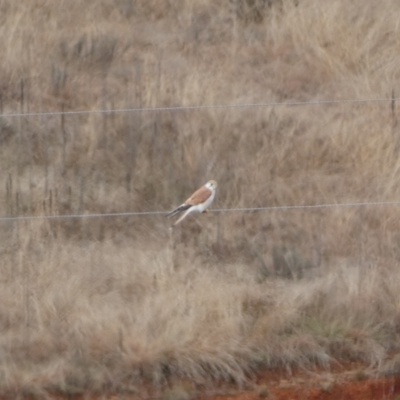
[202,377,400,400]
[202,363,400,400]
[4,363,400,400]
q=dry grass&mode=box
[0,0,400,395]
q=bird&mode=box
[168,180,218,226]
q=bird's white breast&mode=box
[197,189,215,213]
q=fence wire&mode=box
[0,200,399,222]
[1,96,399,118]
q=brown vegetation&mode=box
[0,0,400,397]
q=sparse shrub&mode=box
[230,0,299,24]
[230,0,271,24]
[0,118,15,144]
[61,34,117,70]
[272,245,314,279]
[254,384,270,398]
[354,370,368,381]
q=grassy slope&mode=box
[0,0,400,395]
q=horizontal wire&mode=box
[213,200,400,213]
[1,200,399,222]
[1,96,398,118]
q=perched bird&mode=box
[168,180,218,226]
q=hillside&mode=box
[0,0,400,396]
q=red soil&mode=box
[203,376,400,400]
[5,362,400,400]
[202,362,400,400]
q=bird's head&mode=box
[206,180,218,191]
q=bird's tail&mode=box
[167,204,191,218]
[172,207,193,226]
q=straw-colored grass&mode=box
[0,0,400,395]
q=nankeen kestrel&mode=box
[168,180,218,226]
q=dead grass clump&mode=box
[0,235,399,394]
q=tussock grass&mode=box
[1,235,400,393]
[0,0,400,395]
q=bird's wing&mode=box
[185,185,212,206]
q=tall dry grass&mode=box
[0,0,400,395]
